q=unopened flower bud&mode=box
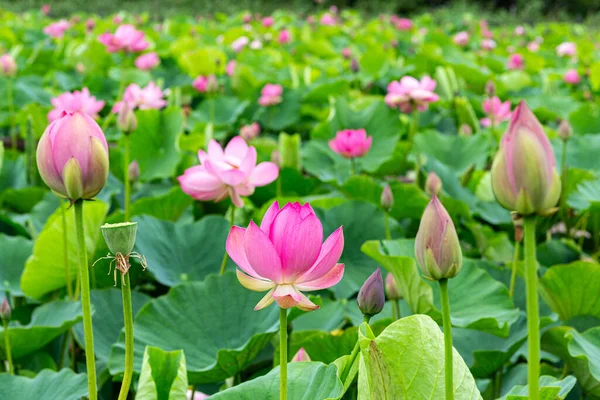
[558,119,572,141]
[0,298,11,321]
[350,58,359,73]
[0,54,17,77]
[485,80,496,97]
[240,122,261,142]
[291,347,311,362]
[459,123,473,136]
[117,103,137,134]
[385,273,402,300]
[128,160,140,183]
[380,185,394,211]
[101,222,138,255]
[357,268,385,318]
[425,172,442,196]
[415,196,462,280]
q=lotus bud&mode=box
[485,80,496,97]
[459,123,473,136]
[350,58,360,73]
[425,172,442,196]
[380,185,394,211]
[415,196,462,281]
[36,111,109,201]
[491,101,561,216]
[0,54,17,77]
[270,150,281,167]
[357,268,385,318]
[557,119,572,141]
[385,273,402,300]
[117,103,137,134]
[291,348,311,362]
[278,132,302,171]
[101,222,138,255]
[0,298,11,321]
[128,160,140,183]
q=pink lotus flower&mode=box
[342,47,351,59]
[113,15,123,24]
[329,129,372,159]
[134,52,160,70]
[527,42,540,52]
[507,54,524,70]
[112,82,166,113]
[226,60,236,77]
[43,20,70,38]
[262,16,274,27]
[258,84,283,107]
[98,24,149,53]
[48,88,105,122]
[85,18,95,32]
[41,4,50,15]
[394,18,413,31]
[291,348,312,362]
[278,29,291,45]
[242,13,252,23]
[0,54,17,77]
[480,96,512,127]
[515,26,525,36]
[192,75,218,93]
[453,31,469,46]
[178,137,279,207]
[385,76,439,113]
[556,42,576,57]
[240,122,261,141]
[320,13,336,26]
[564,69,581,85]
[481,39,496,51]
[231,36,249,52]
[227,201,344,310]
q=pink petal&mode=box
[224,136,249,160]
[229,187,244,208]
[298,227,344,283]
[249,162,279,186]
[295,292,320,311]
[260,201,281,234]
[226,226,261,278]
[244,221,283,283]
[279,214,323,281]
[236,269,275,291]
[272,285,302,309]
[238,146,257,176]
[207,140,224,160]
[296,263,344,291]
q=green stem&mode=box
[524,216,540,400]
[509,240,520,300]
[393,299,401,320]
[3,319,13,374]
[117,273,134,400]
[391,298,398,321]
[7,78,16,151]
[363,315,371,324]
[62,202,73,300]
[350,157,356,176]
[26,116,36,185]
[279,307,288,400]
[560,139,570,238]
[74,200,97,400]
[384,212,391,240]
[124,134,131,222]
[219,207,236,275]
[58,330,69,370]
[439,278,453,400]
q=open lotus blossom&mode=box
[227,201,344,310]
[453,31,469,46]
[262,16,274,27]
[481,39,496,51]
[320,13,336,26]
[564,69,581,85]
[507,54,524,70]
[0,54,17,77]
[43,20,70,38]
[112,82,166,113]
[556,42,576,57]
[48,88,105,122]
[385,76,439,113]
[98,24,149,53]
[278,29,291,44]
[394,17,413,31]
[178,136,279,207]
[231,36,249,52]
[480,96,512,127]
[134,52,160,70]
[258,83,283,106]
[329,129,372,158]
[192,75,218,93]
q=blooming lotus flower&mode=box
[258,84,283,107]
[415,195,462,281]
[515,26,525,36]
[320,13,336,26]
[357,268,385,317]
[48,88,105,122]
[385,76,439,113]
[98,24,149,53]
[564,69,581,85]
[394,18,413,31]
[178,137,278,207]
[527,42,540,52]
[262,16,274,27]
[329,129,372,159]
[481,39,496,51]
[291,348,311,362]
[342,47,351,59]
[231,36,249,52]
[278,29,291,45]
[43,20,70,38]
[481,96,512,128]
[112,82,166,113]
[240,122,261,141]
[556,42,576,57]
[192,75,218,93]
[491,101,561,215]
[134,52,160,70]
[227,201,344,310]
[507,54,524,70]
[0,54,17,77]
[36,111,109,201]
[453,31,469,46]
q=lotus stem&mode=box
[279,307,288,400]
[117,272,134,400]
[439,278,453,400]
[524,216,540,400]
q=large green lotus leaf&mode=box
[358,315,481,399]
[127,107,183,182]
[135,346,188,400]
[0,154,26,192]
[133,215,231,287]
[108,273,280,384]
[20,200,108,299]
[539,261,600,321]
[211,362,343,400]
[0,300,82,359]
[362,240,519,336]
[130,187,193,222]
[0,234,32,296]
[566,327,600,385]
[190,97,249,127]
[0,368,87,400]
[0,76,51,109]
[258,89,302,131]
[302,140,351,185]
[499,375,577,400]
[569,103,600,135]
[568,178,600,211]
[73,288,151,363]
[552,134,600,173]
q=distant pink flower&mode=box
[187,390,209,400]
[481,39,496,50]
[481,96,512,127]
[113,15,123,24]
[564,69,581,85]
[480,20,493,38]
[342,48,351,59]
[329,129,372,159]
[226,60,236,77]
[178,137,279,207]
[112,82,166,113]
[527,42,540,52]
[85,18,95,32]
[320,13,336,26]
[134,52,160,70]
[192,75,218,93]
[227,201,344,310]
[0,54,17,77]
[98,24,149,53]
[48,88,105,122]
[507,54,524,70]
[262,16,274,27]
[231,36,249,52]
[43,20,70,38]
[240,122,261,141]
[258,84,283,107]
[394,18,413,31]
[278,29,291,45]
[385,76,439,113]
[291,348,312,362]
[453,31,469,46]
[41,4,51,15]
[556,42,576,57]
[250,40,263,50]
[242,13,252,23]
[515,26,525,36]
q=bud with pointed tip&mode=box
[557,119,572,141]
[0,298,11,321]
[380,185,394,211]
[415,196,462,281]
[485,80,496,97]
[459,124,473,136]
[425,172,442,196]
[0,54,17,77]
[101,222,138,255]
[357,268,385,317]
[128,160,140,183]
[291,347,311,362]
[491,101,561,216]
[36,111,109,201]
[117,103,137,134]
[385,273,402,300]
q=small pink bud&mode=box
[485,80,496,97]
[128,160,140,182]
[0,54,17,77]
[385,273,402,300]
[558,119,572,141]
[0,298,11,321]
[459,124,473,136]
[291,348,312,362]
[425,172,442,196]
[357,268,385,318]
[271,150,282,167]
[117,103,137,134]
[380,185,394,211]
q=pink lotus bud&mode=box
[226,60,236,77]
[36,112,109,201]
[258,84,283,107]
[135,52,160,70]
[262,16,274,27]
[329,129,372,159]
[350,58,360,73]
[128,160,140,182]
[425,172,442,196]
[117,102,137,134]
[491,101,561,215]
[453,31,469,46]
[242,13,252,23]
[357,268,385,318]
[558,119,572,141]
[342,47,351,59]
[271,150,282,167]
[507,54,524,70]
[380,184,394,211]
[415,196,462,281]
[240,122,261,141]
[481,39,496,51]
[385,273,402,300]
[485,80,496,97]
[563,69,581,85]
[459,124,473,136]
[291,348,311,362]
[0,298,11,321]
[193,75,218,93]
[514,26,525,36]
[86,18,96,32]
[41,4,51,15]
[278,29,291,45]
[0,54,17,77]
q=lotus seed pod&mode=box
[101,222,138,255]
